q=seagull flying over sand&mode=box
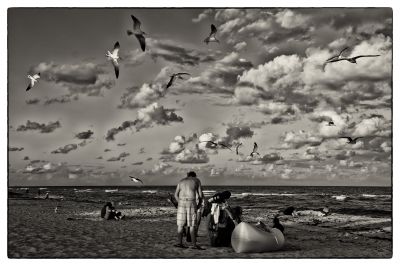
[326,54,380,64]
[326,47,349,62]
[26,73,40,91]
[129,176,144,184]
[166,73,190,89]
[127,15,146,52]
[200,141,232,151]
[250,142,260,157]
[235,143,242,155]
[204,24,219,44]
[106,42,121,79]
[340,137,363,144]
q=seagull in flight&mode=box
[166,73,190,89]
[235,143,242,155]
[129,176,144,184]
[340,137,363,144]
[204,24,219,44]
[26,73,40,91]
[326,54,380,64]
[250,142,260,157]
[106,42,121,79]
[327,121,335,126]
[200,141,232,151]
[326,47,349,62]
[127,15,146,52]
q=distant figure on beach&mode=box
[101,202,124,221]
[174,171,204,249]
[37,189,41,197]
[25,188,29,194]
[44,192,49,199]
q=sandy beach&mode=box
[8,191,392,258]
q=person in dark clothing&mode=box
[101,202,124,220]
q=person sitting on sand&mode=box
[101,202,124,221]
[174,171,204,250]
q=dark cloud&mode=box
[23,156,30,160]
[106,103,183,141]
[104,149,112,152]
[148,38,217,66]
[117,143,126,146]
[221,125,254,145]
[96,156,103,159]
[132,162,143,165]
[26,98,40,105]
[75,130,94,140]
[9,146,24,152]
[107,152,130,162]
[31,62,115,97]
[17,120,61,133]
[51,144,78,154]
[146,157,153,161]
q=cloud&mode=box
[75,130,94,140]
[9,147,24,152]
[220,125,254,145]
[44,94,79,105]
[118,83,164,109]
[31,62,115,97]
[280,130,323,149]
[234,41,247,51]
[353,115,391,137]
[192,9,212,23]
[51,144,78,154]
[107,152,130,162]
[275,9,310,29]
[147,38,216,66]
[17,120,61,133]
[107,102,183,141]
[132,162,143,165]
[175,145,209,164]
[189,52,253,94]
[26,98,40,105]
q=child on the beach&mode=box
[101,202,124,220]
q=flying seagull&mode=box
[129,176,144,184]
[204,24,219,44]
[127,15,146,52]
[250,142,260,157]
[327,121,335,126]
[235,143,243,155]
[106,42,121,79]
[166,73,191,89]
[326,54,380,64]
[200,141,232,151]
[340,137,363,144]
[326,47,349,62]
[26,73,40,91]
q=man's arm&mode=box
[196,182,204,209]
[174,183,180,203]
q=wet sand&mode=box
[8,197,392,258]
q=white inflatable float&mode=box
[231,222,285,253]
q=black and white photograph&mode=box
[6,5,394,259]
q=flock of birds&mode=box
[24,13,379,185]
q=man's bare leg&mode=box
[177,225,184,245]
[189,226,197,247]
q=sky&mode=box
[7,8,392,186]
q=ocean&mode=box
[9,186,392,219]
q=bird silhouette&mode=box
[327,121,335,126]
[129,176,144,184]
[200,141,232,151]
[166,73,190,89]
[250,142,260,157]
[204,24,219,44]
[106,41,121,79]
[326,54,380,64]
[127,15,146,52]
[235,143,242,155]
[340,137,363,144]
[326,47,349,62]
[26,73,40,91]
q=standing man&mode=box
[174,171,204,249]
